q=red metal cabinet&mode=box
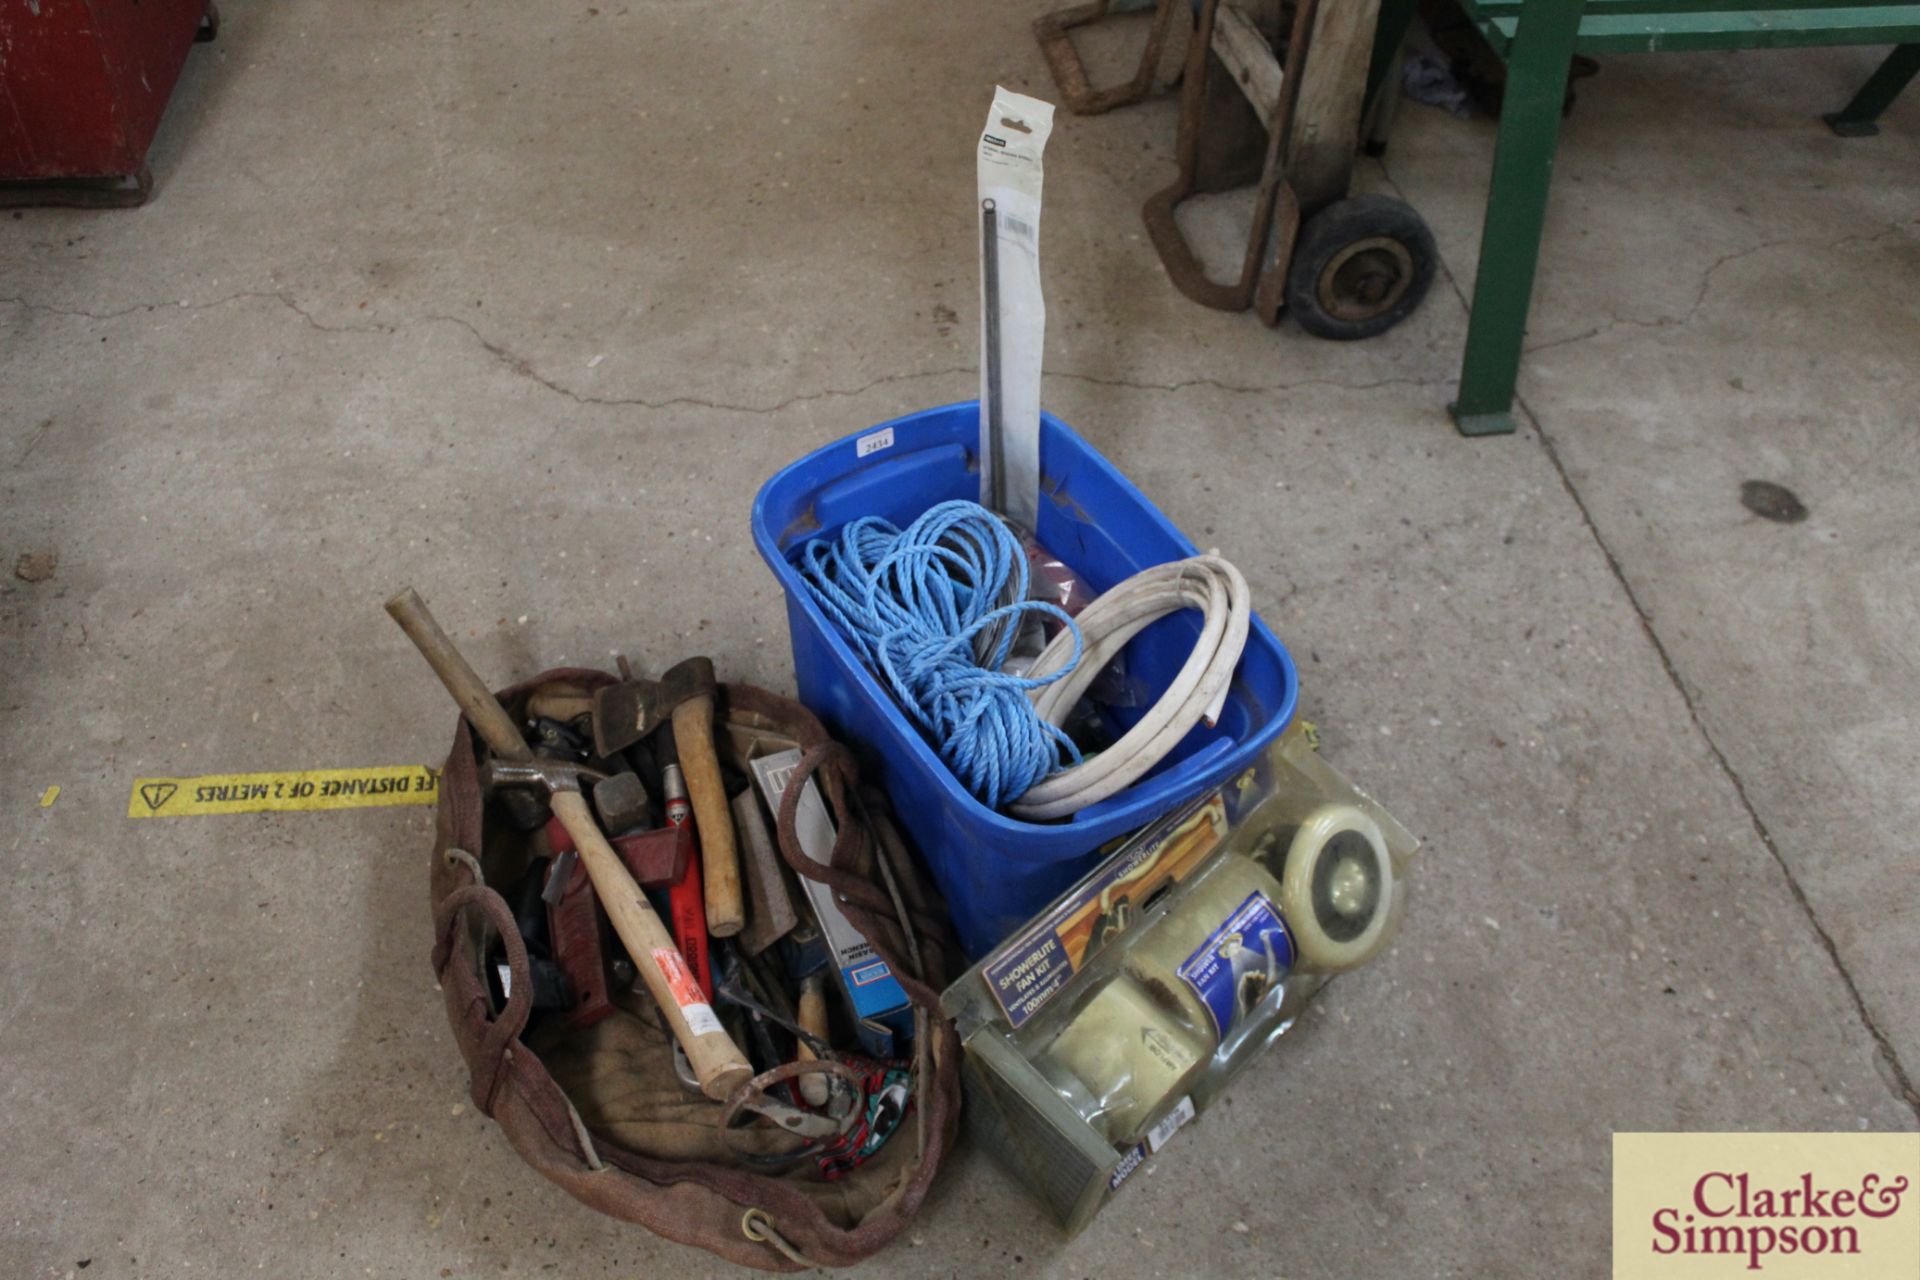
[1,0,217,206]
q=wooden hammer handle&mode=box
[794,975,830,1107]
[673,692,745,937]
[385,588,531,763]
[526,688,594,723]
[553,790,752,1100]
[386,590,750,1099]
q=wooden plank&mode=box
[1287,0,1387,211]
[1211,4,1286,130]
[1481,6,1920,54]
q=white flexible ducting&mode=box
[1009,555,1251,820]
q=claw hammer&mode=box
[386,587,752,1100]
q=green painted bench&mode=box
[1367,0,1920,436]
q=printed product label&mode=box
[982,794,1227,1027]
[1145,1096,1196,1154]
[850,961,892,987]
[1139,1025,1199,1079]
[1109,1144,1148,1192]
[1176,891,1294,1039]
[653,947,723,1037]
[679,1002,722,1036]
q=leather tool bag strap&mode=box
[427,667,964,1271]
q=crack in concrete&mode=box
[416,309,976,414]
[0,288,967,412]
[1374,153,1920,1117]
[3,288,1446,413]
[1521,390,1920,1120]
[0,288,395,333]
[14,415,56,465]
[1523,220,1920,356]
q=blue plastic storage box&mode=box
[751,402,1299,956]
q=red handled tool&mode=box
[662,762,713,1000]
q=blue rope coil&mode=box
[796,500,1085,810]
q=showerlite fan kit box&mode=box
[940,725,1420,1234]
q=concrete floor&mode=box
[4,2,1917,1276]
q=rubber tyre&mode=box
[1284,193,1437,341]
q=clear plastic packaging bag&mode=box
[940,723,1419,1233]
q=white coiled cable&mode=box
[1008,555,1251,820]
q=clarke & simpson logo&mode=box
[1651,1170,1909,1269]
[1613,1133,1920,1279]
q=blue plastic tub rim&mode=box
[750,401,1299,844]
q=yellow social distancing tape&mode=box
[128,765,440,818]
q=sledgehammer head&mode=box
[592,771,654,835]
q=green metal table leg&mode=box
[1450,0,1586,437]
[1825,43,1920,137]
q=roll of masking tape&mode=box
[1280,804,1394,972]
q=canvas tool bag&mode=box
[427,666,964,1270]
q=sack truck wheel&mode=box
[1283,193,1437,341]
